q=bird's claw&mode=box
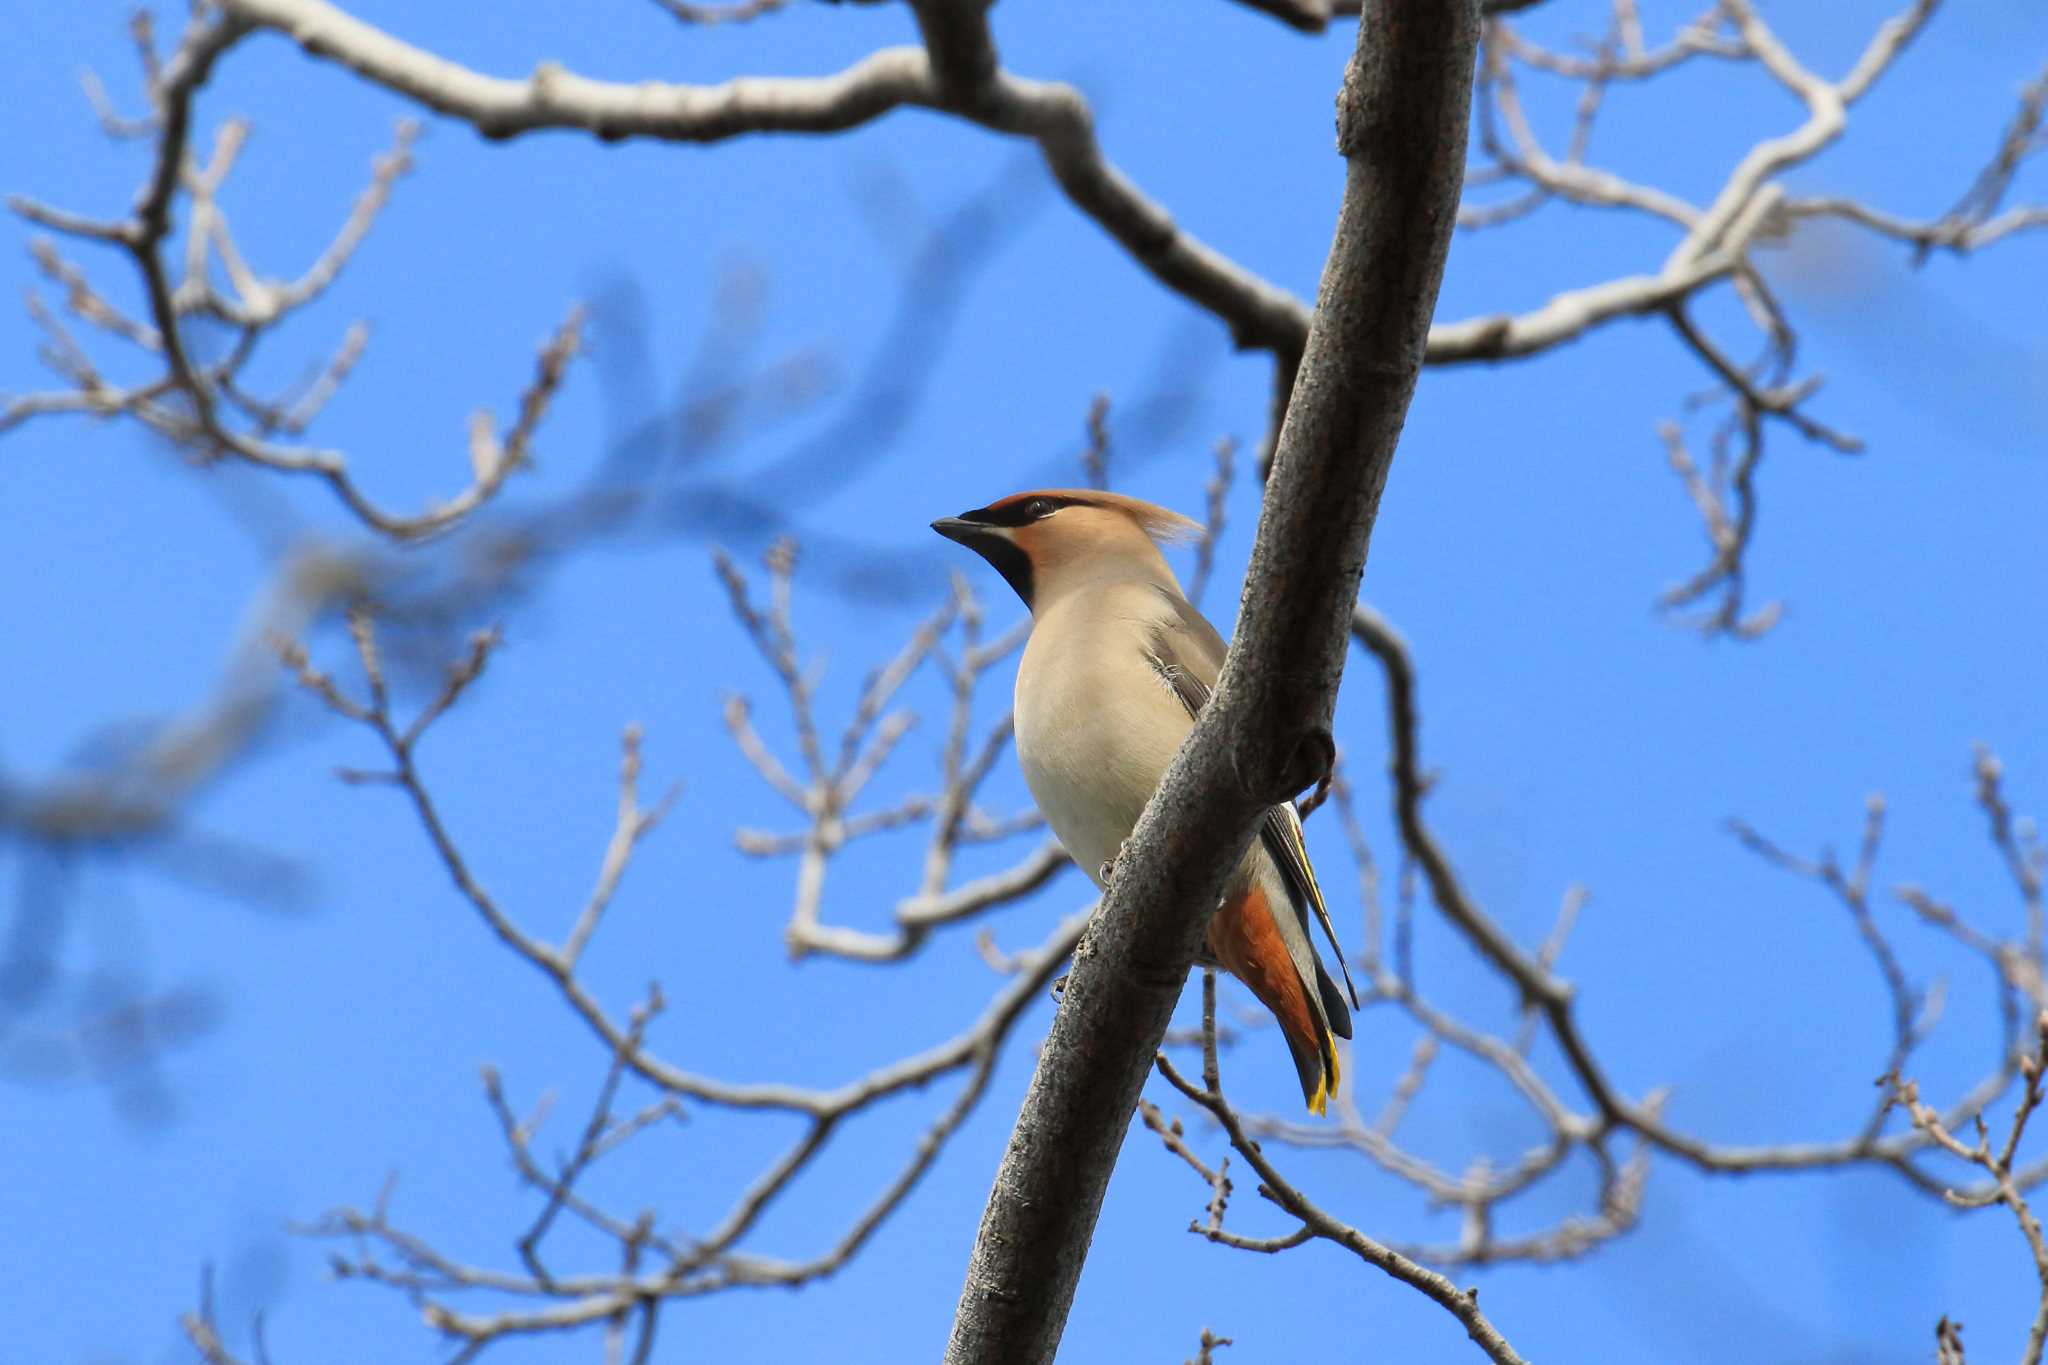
[1098,838,1134,886]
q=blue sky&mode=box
[3,2,2045,1362]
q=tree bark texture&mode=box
[943,4,1480,1362]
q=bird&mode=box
[932,488,1356,1114]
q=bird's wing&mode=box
[1262,793,1358,1011]
[1144,589,1358,1013]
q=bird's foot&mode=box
[1098,838,1134,886]
[1050,972,1069,1004]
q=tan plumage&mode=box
[932,489,1355,1113]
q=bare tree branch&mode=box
[945,3,1481,1359]
[14,0,2032,651]
[1153,973,1530,1364]
[1345,604,2048,1206]
[5,13,580,539]
[1903,1012,2048,1364]
[263,596,1099,1352]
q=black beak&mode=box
[930,513,1033,606]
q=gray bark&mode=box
[942,3,1481,1361]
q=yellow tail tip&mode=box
[1306,1029,1341,1116]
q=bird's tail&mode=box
[1209,884,1343,1115]
[1281,1014,1342,1117]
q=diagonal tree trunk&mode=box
[944,3,1481,1361]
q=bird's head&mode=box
[931,490,1201,611]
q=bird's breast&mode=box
[1013,613,1189,886]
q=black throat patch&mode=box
[974,534,1034,608]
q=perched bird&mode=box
[932,489,1356,1113]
